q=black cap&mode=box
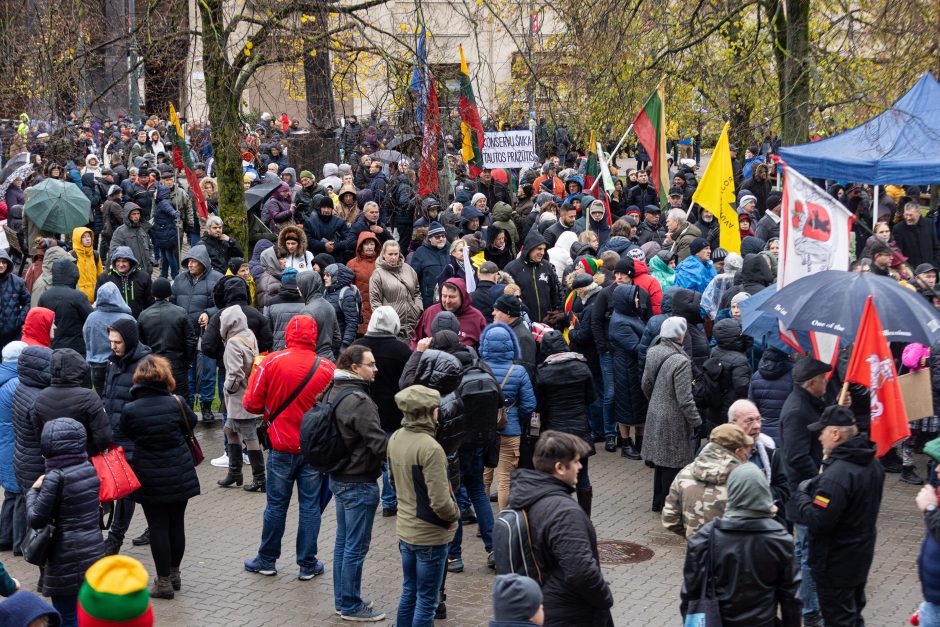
[915,263,937,276]
[614,258,635,278]
[792,356,832,383]
[808,405,856,432]
[494,294,522,318]
[571,273,594,289]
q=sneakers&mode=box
[244,556,277,576]
[901,466,925,485]
[487,551,495,569]
[604,435,618,452]
[335,600,373,616]
[132,529,150,546]
[340,605,384,622]
[201,409,217,425]
[298,560,325,580]
[382,507,397,517]
[446,557,464,573]
[210,452,229,468]
[461,509,477,525]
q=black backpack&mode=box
[696,356,726,412]
[456,362,502,450]
[493,508,543,584]
[299,385,361,473]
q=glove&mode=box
[691,424,707,441]
[798,478,815,494]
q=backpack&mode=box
[235,335,265,378]
[493,508,543,584]
[696,355,726,412]
[456,361,503,450]
[339,285,363,326]
[299,384,362,473]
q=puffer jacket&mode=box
[671,288,709,369]
[370,256,422,339]
[326,370,387,482]
[121,381,200,505]
[324,264,361,352]
[638,286,676,372]
[297,271,338,360]
[94,246,153,318]
[12,347,52,491]
[748,347,793,444]
[32,348,112,457]
[103,326,152,458]
[707,319,752,427]
[0,249,30,343]
[479,323,536,437]
[403,349,466,456]
[264,283,306,352]
[137,299,198,378]
[151,184,180,249]
[70,226,101,303]
[108,203,153,276]
[171,245,223,326]
[632,259,663,315]
[83,283,134,364]
[641,338,701,468]
[38,258,93,355]
[27,418,103,597]
[221,307,260,421]
[610,285,649,426]
[30,246,72,308]
[0,360,19,493]
[200,276,272,361]
[536,332,595,444]
[662,442,743,539]
[507,469,613,627]
[409,239,450,309]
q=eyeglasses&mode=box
[357,362,378,370]
[741,417,762,426]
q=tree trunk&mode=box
[766,0,787,126]
[781,0,810,145]
[723,15,752,153]
[303,23,339,167]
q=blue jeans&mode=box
[920,601,940,627]
[589,373,605,439]
[52,594,78,627]
[188,352,218,407]
[381,432,397,509]
[158,246,178,279]
[794,524,820,616]
[449,448,494,559]
[397,541,448,627]
[600,353,617,437]
[187,231,200,247]
[255,451,323,570]
[332,480,379,615]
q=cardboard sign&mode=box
[899,369,934,422]
[482,131,538,169]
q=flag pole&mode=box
[587,124,633,193]
[684,201,696,222]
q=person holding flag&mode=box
[691,122,739,254]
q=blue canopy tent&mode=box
[778,72,940,185]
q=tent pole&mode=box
[873,185,879,230]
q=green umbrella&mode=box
[23,178,91,234]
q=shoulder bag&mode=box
[174,395,205,466]
[21,470,65,566]
[495,365,516,431]
[683,525,722,626]
[257,357,322,450]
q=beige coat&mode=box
[369,256,423,339]
[221,306,260,421]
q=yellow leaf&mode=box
[329,12,337,18]
[310,49,317,57]
[399,23,409,31]
[300,15,307,22]
[246,41,253,49]
[244,48,251,56]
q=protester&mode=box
[0,251,30,347]
[410,279,487,350]
[137,278,198,402]
[38,258,92,355]
[95,247,153,319]
[490,574,544,627]
[370,241,422,339]
[83,282,134,392]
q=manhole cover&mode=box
[596,540,654,564]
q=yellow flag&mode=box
[692,122,739,254]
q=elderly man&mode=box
[728,399,789,515]
[789,406,885,627]
[199,216,244,274]
[663,208,702,261]
[893,202,940,268]
[662,424,751,539]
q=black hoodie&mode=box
[38,258,93,355]
[503,229,561,323]
[670,288,709,369]
[200,276,273,361]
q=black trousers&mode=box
[142,500,189,577]
[108,497,136,543]
[817,583,867,627]
[652,465,680,510]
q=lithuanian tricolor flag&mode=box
[458,45,484,177]
[169,104,208,220]
[631,85,669,209]
[583,130,600,200]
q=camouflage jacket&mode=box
[662,442,742,539]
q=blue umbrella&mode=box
[738,285,806,353]
[756,270,940,345]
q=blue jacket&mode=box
[0,361,19,492]
[410,240,450,308]
[83,283,134,364]
[748,347,793,445]
[304,211,350,255]
[0,250,30,343]
[323,265,361,351]
[674,255,716,295]
[480,323,536,437]
[609,285,648,425]
[151,183,180,249]
[12,347,51,491]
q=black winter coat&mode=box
[103,340,152,458]
[788,435,885,587]
[121,382,200,504]
[38,259,93,355]
[352,333,412,433]
[507,469,613,627]
[609,285,649,425]
[707,319,751,427]
[198,233,244,274]
[681,518,801,627]
[748,347,793,444]
[94,266,153,319]
[779,386,826,494]
[31,349,112,458]
[504,230,561,324]
[536,346,595,446]
[892,218,940,268]
[26,418,103,597]
[138,299,198,374]
[671,288,709,369]
[12,347,52,491]
[568,290,601,377]
[200,276,272,361]
[0,250,30,344]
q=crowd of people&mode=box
[0,110,937,627]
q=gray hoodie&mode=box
[297,271,339,360]
[221,306,260,421]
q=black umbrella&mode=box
[384,134,418,151]
[756,270,940,345]
[244,180,280,210]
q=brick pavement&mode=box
[3,425,928,625]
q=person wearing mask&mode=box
[328,345,388,622]
[107,204,153,276]
[681,463,802,627]
[0,250,30,347]
[388,384,459,627]
[410,222,450,309]
[27,418,105,625]
[120,355,200,599]
[94,247,153,319]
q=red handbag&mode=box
[92,447,141,502]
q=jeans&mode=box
[589,374,605,439]
[141,500,188,577]
[397,541,448,627]
[599,354,617,437]
[256,450,323,570]
[381,432,397,509]
[187,231,200,247]
[794,524,821,616]
[449,448,494,559]
[332,480,379,615]
[0,490,25,550]
[158,246,178,279]
[52,594,78,627]
[920,601,940,627]
[188,352,218,407]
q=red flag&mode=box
[843,296,910,457]
[418,73,440,196]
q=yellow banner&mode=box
[692,122,739,253]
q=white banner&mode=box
[482,131,538,169]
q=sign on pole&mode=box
[482,131,539,169]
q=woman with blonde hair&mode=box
[370,240,422,338]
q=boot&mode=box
[217,444,243,487]
[636,435,644,454]
[243,449,266,492]
[150,576,174,599]
[103,535,121,556]
[169,567,181,591]
[132,528,150,546]
[621,438,641,460]
[576,487,593,517]
[901,465,925,485]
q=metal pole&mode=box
[872,184,879,230]
[527,4,535,118]
[587,124,633,192]
[128,0,140,123]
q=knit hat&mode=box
[578,256,600,275]
[660,316,687,341]
[430,310,461,335]
[709,423,753,451]
[152,278,172,300]
[470,192,487,208]
[494,294,522,318]
[492,574,542,622]
[711,247,728,262]
[367,305,401,336]
[107,184,121,197]
[77,555,154,626]
[626,247,646,261]
[313,253,335,272]
[394,385,441,424]
[730,291,751,306]
[766,193,782,211]
[299,170,314,180]
[427,221,446,237]
[2,340,28,363]
[689,237,710,256]
[281,267,299,288]
[737,195,757,211]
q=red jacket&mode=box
[409,278,487,349]
[632,260,663,315]
[243,314,335,453]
